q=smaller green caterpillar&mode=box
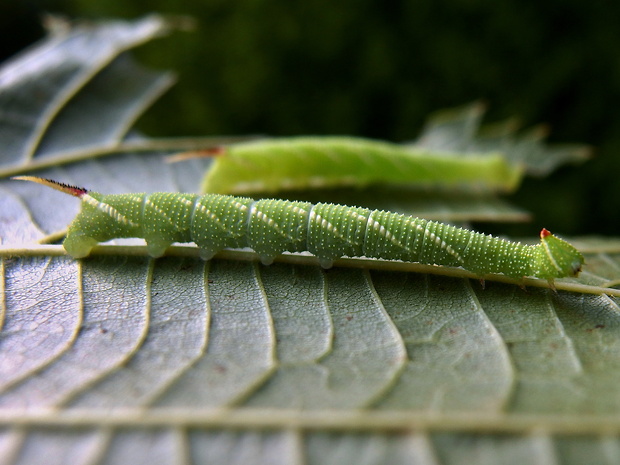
[196,136,523,194]
[15,177,583,285]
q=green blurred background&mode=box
[2,0,619,236]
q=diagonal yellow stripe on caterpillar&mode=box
[13,177,584,284]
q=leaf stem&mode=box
[0,136,263,179]
[3,409,620,435]
[0,244,617,297]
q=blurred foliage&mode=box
[1,0,619,236]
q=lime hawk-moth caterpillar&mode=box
[15,177,584,283]
[197,136,524,194]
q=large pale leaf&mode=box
[1,16,619,465]
[414,102,591,177]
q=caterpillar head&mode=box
[534,228,584,279]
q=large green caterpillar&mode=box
[15,176,583,282]
[198,136,523,194]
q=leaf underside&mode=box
[0,15,618,465]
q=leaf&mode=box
[1,15,619,465]
[0,14,172,163]
[415,102,591,177]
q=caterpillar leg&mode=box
[198,248,217,261]
[259,255,276,266]
[145,241,170,258]
[63,234,98,259]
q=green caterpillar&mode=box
[198,136,523,194]
[14,176,583,282]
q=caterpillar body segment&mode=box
[14,177,584,281]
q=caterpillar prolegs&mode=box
[15,177,584,282]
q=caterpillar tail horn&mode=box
[12,176,88,198]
